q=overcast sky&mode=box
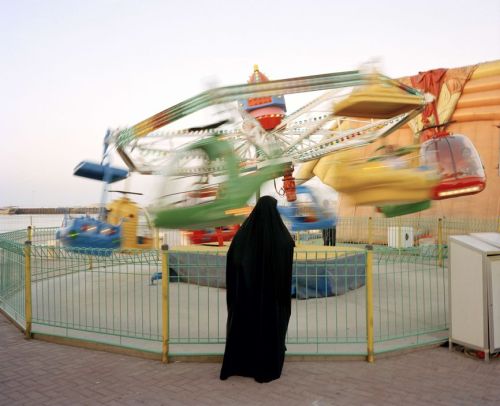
[1,0,499,207]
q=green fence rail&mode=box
[0,236,25,326]
[335,216,499,246]
[372,248,448,353]
[30,247,163,351]
[2,217,495,359]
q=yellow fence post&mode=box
[368,217,373,245]
[156,228,162,262]
[24,240,32,339]
[397,216,402,252]
[438,218,443,267]
[161,244,169,363]
[27,225,32,242]
[365,245,374,363]
[155,228,161,250]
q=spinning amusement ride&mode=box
[58,64,486,249]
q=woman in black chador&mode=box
[220,195,295,383]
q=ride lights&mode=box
[437,185,483,198]
[100,228,117,235]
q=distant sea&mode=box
[0,214,65,232]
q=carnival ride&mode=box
[107,65,434,229]
[185,225,240,246]
[56,215,122,251]
[152,135,286,229]
[62,64,488,249]
[420,132,486,199]
[57,135,155,252]
[296,66,489,217]
[57,191,156,253]
[278,185,336,232]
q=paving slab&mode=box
[1,315,500,405]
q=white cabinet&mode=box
[449,233,500,360]
[388,227,413,248]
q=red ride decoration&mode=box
[245,65,286,131]
[255,113,285,131]
[283,169,297,202]
[187,225,240,246]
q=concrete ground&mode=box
[1,315,500,406]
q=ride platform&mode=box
[154,244,366,299]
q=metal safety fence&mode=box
[372,248,448,353]
[1,217,492,361]
[0,236,25,326]
[336,216,499,247]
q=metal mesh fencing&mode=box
[0,236,455,357]
[372,249,448,353]
[335,217,498,247]
[287,249,367,355]
[165,247,368,355]
[0,237,25,325]
[30,246,163,352]
[1,217,495,358]
[293,217,499,255]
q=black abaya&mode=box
[220,196,295,383]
